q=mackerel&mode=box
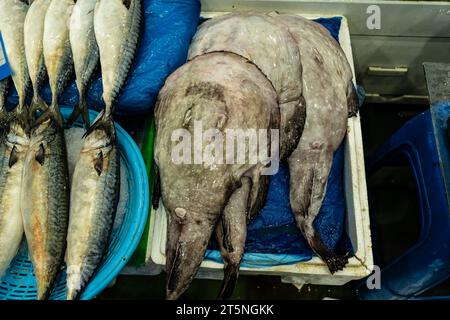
[24,0,51,114]
[67,0,99,128]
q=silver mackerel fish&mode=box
[67,0,99,128]
[65,0,141,299]
[24,0,51,113]
[0,0,30,279]
[65,112,120,300]
[21,0,74,299]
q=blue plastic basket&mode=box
[0,107,150,300]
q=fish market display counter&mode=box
[131,12,373,288]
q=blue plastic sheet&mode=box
[6,0,201,114]
[205,17,355,267]
[0,32,11,80]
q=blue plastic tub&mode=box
[0,107,149,300]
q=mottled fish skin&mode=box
[0,78,12,129]
[155,52,279,300]
[67,0,99,128]
[66,114,119,300]
[0,0,31,116]
[188,12,306,160]
[21,119,69,299]
[0,123,29,278]
[277,15,354,273]
[0,78,9,112]
[94,0,141,113]
[24,0,51,113]
[42,0,75,126]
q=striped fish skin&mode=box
[21,119,69,299]
[0,0,31,279]
[93,0,141,112]
[66,115,119,300]
[0,78,11,129]
[43,0,75,125]
[0,0,31,115]
[24,0,51,113]
[0,123,29,278]
[68,0,99,128]
[0,78,9,112]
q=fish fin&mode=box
[242,167,269,220]
[35,143,45,166]
[217,263,239,300]
[33,104,64,129]
[307,228,349,274]
[347,84,358,118]
[11,106,31,134]
[215,178,250,299]
[83,109,115,140]
[247,175,269,220]
[67,94,90,129]
[33,108,52,128]
[30,95,49,115]
[9,145,18,168]
[94,151,103,175]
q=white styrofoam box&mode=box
[148,13,373,286]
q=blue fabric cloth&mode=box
[205,16,355,267]
[6,0,201,114]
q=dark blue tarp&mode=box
[0,32,12,80]
[205,17,356,267]
[6,0,201,115]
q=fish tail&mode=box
[217,263,239,300]
[290,150,349,273]
[30,94,49,115]
[67,90,90,129]
[11,104,31,133]
[83,107,115,140]
[307,227,349,274]
[33,96,64,129]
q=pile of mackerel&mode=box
[0,0,141,300]
[154,12,358,300]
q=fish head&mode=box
[155,92,234,299]
[159,154,235,300]
[164,207,218,300]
